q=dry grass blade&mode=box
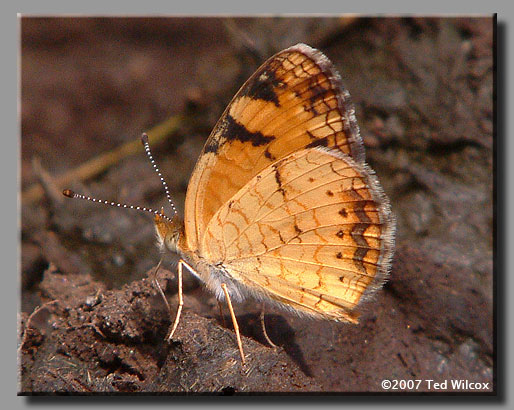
[22,115,183,205]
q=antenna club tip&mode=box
[62,189,75,198]
[141,133,149,144]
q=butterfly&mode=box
[65,43,395,364]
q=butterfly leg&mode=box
[260,304,278,348]
[151,257,173,316]
[217,300,227,327]
[221,283,246,364]
[166,259,185,342]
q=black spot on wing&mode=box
[306,136,329,148]
[273,163,286,197]
[242,69,282,107]
[224,114,275,147]
[204,138,220,153]
[264,147,276,161]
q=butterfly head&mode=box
[154,209,183,254]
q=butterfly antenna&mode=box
[62,189,174,223]
[141,133,178,218]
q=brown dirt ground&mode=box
[19,16,494,393]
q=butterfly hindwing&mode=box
[201,148,395,322]
[184,43,365,251]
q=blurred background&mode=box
[20,16,493,391]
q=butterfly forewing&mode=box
[184,44,365,251]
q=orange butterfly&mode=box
[65,44,395,364]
